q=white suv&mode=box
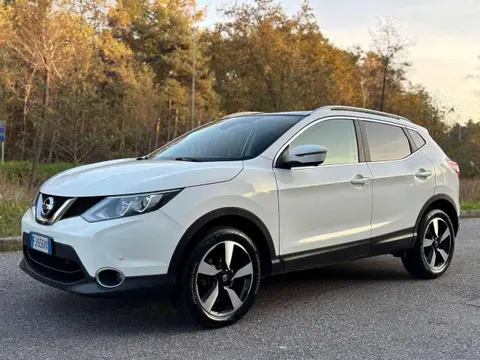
[20,106,460,328]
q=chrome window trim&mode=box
[275,162,365,171]
[272,116,360,169]
[272,114,430,169]
[357,116,407,128]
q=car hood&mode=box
[40,158,243,197]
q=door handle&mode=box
[351,175,371,186]
[415,169,432,179]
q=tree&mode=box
[0,0,476,181]
[108,0,218,138]
[206,0,348,113]
[0,0,95,190]
[370,17,411,111]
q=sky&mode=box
[197,0,480,124]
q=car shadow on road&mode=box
[38,256,412,334]
[266,256,411,284]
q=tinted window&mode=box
[408,129,427,149]
[289,119,358,165]
[151,115,305,161]
[363,121,411,161]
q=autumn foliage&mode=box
[0,0,478,182]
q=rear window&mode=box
[150,115,305,161]
[363,121,411,162]
[408,129,427,149]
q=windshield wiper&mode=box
[173,157,202,162]
[136,156,149,160]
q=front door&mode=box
[274,118,373,269]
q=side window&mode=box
[408,129,427,149]
[289,119,358,165]
[363,121,411,162]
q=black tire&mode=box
[402,209,455,279]
[177,227,261,328]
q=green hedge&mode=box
[0,162,74,182]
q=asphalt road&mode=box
[1,219,479,360]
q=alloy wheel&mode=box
[195,241,254,319]
[422,217,452,272]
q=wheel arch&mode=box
[415,194,459,237]
[168,207,280,281]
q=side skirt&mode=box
[274,228,415,274]
[369,228,415,256]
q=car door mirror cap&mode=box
[278,145,328,169]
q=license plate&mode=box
[30,233,52,255]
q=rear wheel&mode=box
[178,227,261,328]
[402,209,455,279]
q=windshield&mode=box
[149,114,306,161]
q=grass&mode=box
[0,174,30,237]
[0,162,76,239]
[0,202,30,237]
[461,203,480,211]
[460,178,480,211]
[0,162,74,238]
[460,178,480,204]
[0,239,22,252]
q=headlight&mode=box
[82,189,182,222]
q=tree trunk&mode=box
[360,78,368,108]
[173,108,179,138]
[119,92,126,151]
[380,58,389,111]
[47,127,56,163]
[29,69,50,193]
[155,117,161,148]
[21,95,28,160]
[167,97,172,142]
[21,69,35,161]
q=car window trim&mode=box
[360,118,429,150]
[403,127,417,152]
[358,118,427,164]
[273,116,363,169]
[148,114,306,161]
[406,128,428,152]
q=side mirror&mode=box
[278,145,328,169]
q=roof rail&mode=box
[315,105,410,122]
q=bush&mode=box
[0,162,74,184]
[0,161,31,181]
[37,163,75,178]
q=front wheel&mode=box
[402,209,455,279]
[178,227,261,328]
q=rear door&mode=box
[361,120,435,248]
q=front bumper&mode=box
[20,207,185,296]
[20,235,173,297]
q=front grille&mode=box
[63,196,105,219]
[25,247,85,283]
[41,194,69,220]
[37,194,105,223]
